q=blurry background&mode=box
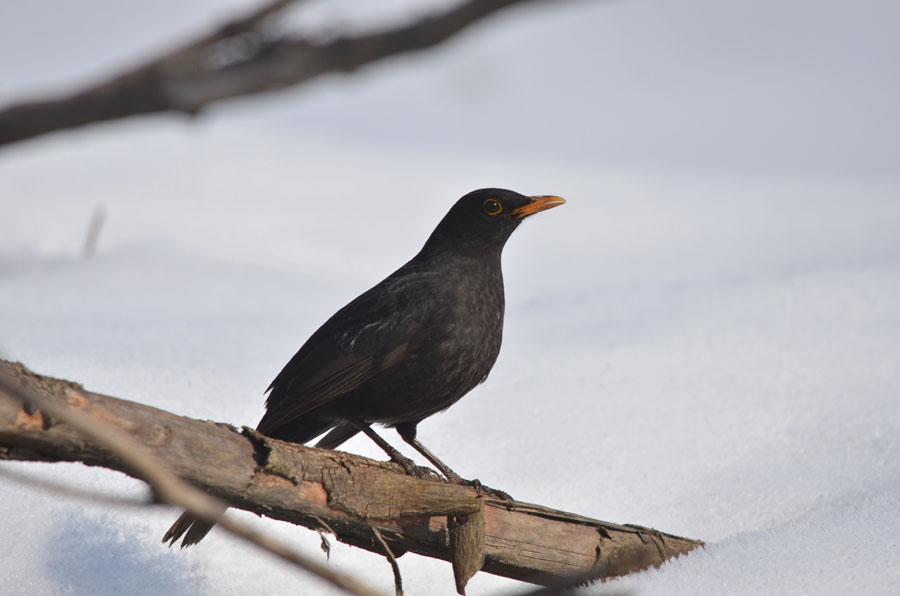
[1,0,899,594]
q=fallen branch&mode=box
[0,360,703,593]
[0,361,384,596]
[0,0,560,148]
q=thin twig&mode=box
[82,205,106,259]
[372,526,403,596]
[0,463,152,508]
[0,372,385,596]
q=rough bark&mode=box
[0,360,703,591]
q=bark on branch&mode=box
[0,360,703,592]
[0,0,560,148]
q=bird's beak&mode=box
[512,195,567,219]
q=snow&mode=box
[2,1,900,595]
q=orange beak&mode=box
[511,195,566,219]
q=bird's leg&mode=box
[395,423,515,507]
[396,428,463,483]
[350,420,435,480]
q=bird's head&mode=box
[421,188,565,258]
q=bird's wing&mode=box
[257,270,438,436]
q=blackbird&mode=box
[163,188,564,547]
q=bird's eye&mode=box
[483,199,503,215]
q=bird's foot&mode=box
[447,474,516,510]
[391,453,441,480]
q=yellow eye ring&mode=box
[483,199,503,215]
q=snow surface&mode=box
[2,1,900,595]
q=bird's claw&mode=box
[391,453,441,480]
[455,477,516,510]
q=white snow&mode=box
[2,1,899,595]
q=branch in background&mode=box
[0,463,150,508]
[82,205,106,260]
[0,360,704,594]
[0,0,558,148]
[0,362,385,596]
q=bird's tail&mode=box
[163,422,358,548]
[315,421,360,449]
[162,510,218,548]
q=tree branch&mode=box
[0,360,703,593]
[0,0,559,148]
[0,361,385,596]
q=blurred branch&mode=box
[82,205,106,260]
[0,361,385,596]
[0,0,558,148]
[0,359,703,594]
[0,463,151,508]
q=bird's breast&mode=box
[412,266,505,404]
[336,262,506,424]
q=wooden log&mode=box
[0,360,703,591]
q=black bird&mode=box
[163,188,564,547]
